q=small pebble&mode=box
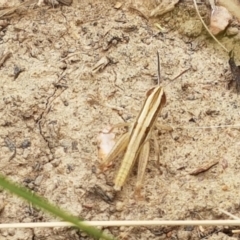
[177,230,191,239]
[222,184,229,191]
[7,229,15,236]
[43,163,53,171]
[51,159,61,167]
[226,27,239,37]
[115,201,124,211]
[35,175,44,186]
[186,94,196,101]
[114,2,122,9]
[54,148,65,158]
[209,6,232,35]
[28,183,35,190]
[20,139,31,149]
[2,231,8,237]
[22,217,32,223]
[0,201,5,213]
[22,149,30,159]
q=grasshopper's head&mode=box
[146,86,166,107]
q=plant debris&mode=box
[0,51,11,68]
[228,50,240,93]
[97,127,116,161]
[189,160,219,175]
[150,0,179,17]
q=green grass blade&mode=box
[0,174,115,240]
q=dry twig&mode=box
[0,52,11,68]
[189,160,219,175]
[1,220,240,229]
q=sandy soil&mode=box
[1,0,240,239]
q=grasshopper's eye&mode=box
[146,87,155,97]
[162,92,166,106]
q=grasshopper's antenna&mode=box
[157,51,161,85]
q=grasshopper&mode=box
[100,54,168,196]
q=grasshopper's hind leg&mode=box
[154,123,173,170]
[134,140,150,199]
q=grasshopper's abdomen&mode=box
[114,151,137,191]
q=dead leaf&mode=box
[58,0,72,6]
[189,160,219,175]
[92,56,110,73]
[150,0,179,17]
[97,127,116,161]
[228,50,240,93]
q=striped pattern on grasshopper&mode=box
[100,86,166,195]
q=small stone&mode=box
[114,2,122,9]
[0,200,5,213]
[35,175,44,186]
[209,6,232,35]
[20,139,31,149]
[43,163,53,171]
[234,32,240,41]
[186,94,196,101]
[0,20,8,28]
[7,229,15,236]
[2,231,8,237]
[28,183,35,190]
[115,201,124,211]
[51,159,61,167]
[59,62,67,70]
[54,147,65,158]
[226,26,239,37]
[22,149,30,159]
[177,230,191,239]
[22,217,32,223]
[222,184,229,191]
[68,48,76,53]
[80,232,87,237]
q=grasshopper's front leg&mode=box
[154,123,173,167]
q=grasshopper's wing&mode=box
[100,132,130,171]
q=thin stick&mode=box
[157,51,161,85]
[174,124,240,130]
[219,208,240,220]
[1,220,240,229]
[0,52,11,68]
[192,0,229,53]
[219,209,240,234]
[171,68,190,81]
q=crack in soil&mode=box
[37,76,68,155]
